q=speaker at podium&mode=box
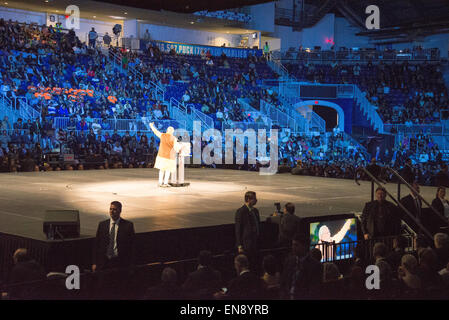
[170,142,191,187]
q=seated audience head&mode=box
[13,248,29,264]
[418,247,438,271]
[310,248,322,262]
[373,242,387,260]
[394,235,408,250]
[198,250,212,267]
[234,254,249,274]
[161,267,177,284]
[262,254,277,276]
[323,262,340,282]
[401,254,419,275]
[434,233,449,249]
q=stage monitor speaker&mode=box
[43,210,80,240]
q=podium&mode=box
[169,142,190,187]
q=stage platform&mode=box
[0,168,438,241]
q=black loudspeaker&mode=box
[43,210,80,240]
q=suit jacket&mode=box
[182,266,222,299]
[431,197,448,218]
[279,213,301,246]
[361,200,401,238]
[227,271,266,300]
[93,218,135,269]
[400,194,422,221]
[235,205,260,253]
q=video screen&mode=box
[310,218,357,262]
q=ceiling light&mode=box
[93,16,96,18]
[124,12,128,15]
[45,0,49,2]
[190,21,194,24]
[4,2,8,4]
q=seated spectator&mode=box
[261,255,280,298]
[397,254,422,297]
[144,267,185,300]
[320,262,344,299]
[6,248,46,299]
[216,254,265,300]
[417,247,445,293]
[386,235,408,273]
[182,250,222,299]
[280,234,322,299]
[373,242,393,293]
[433,233,449,271]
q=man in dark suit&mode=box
[92,201,135,271]
[361,187,401,240]
[235,191,260,271]
[278,202,301,246]
[182,250,222,299]
[400,181,423,227]
[225,254,266,300]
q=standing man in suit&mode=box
[361,187,401,240]
[92,201,135,271]
[400,181,423,223]
[235,191,260,271]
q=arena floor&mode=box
[0,168,438,240]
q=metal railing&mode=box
[189,105,214,130]
[355,166,434,240]
[354,86,384,133]
[260,100,302,132]
[273,48,441,62]
[384,124,443,135]
[53,117,185,132]
[386,166,449,228]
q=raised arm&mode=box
[149,122,162,139]
[330,219,352,244]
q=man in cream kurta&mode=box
[150,122,180,187]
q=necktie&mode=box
[415,198,421,220]
[107,222,116,258]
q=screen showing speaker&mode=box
[309,217,357,262]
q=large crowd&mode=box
[285,61,448,125]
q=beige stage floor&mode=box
[0,168,438,240]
